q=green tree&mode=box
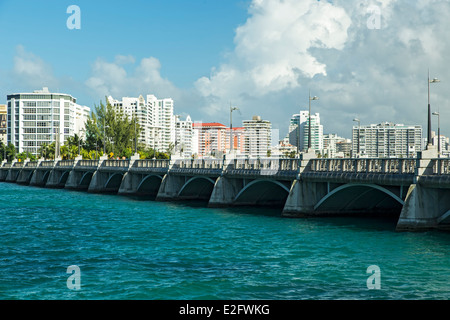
[38,142,56,160]
[85,99,142,158]
[0,141,6,162]
[16,151,36,162]
[5,143,16,162]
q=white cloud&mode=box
[11,45,58,89]
[196,0,352,99]
[85,55,179,100]
[193,0,450,139]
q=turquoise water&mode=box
[0,182,449,300]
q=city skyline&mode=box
[1,1,450,140]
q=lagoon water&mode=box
[0,182,449,300]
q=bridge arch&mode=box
[79,171,94,188]
[178,176,216,200]
[104,173,124,192]
[234,179,290,206]
[136,174,163,195]
[42,170,51,185]
[314,183,404,214]
[59,171,70,186]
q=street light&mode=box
[427,71,440,148]
[230,104,238,154]
[308,90,319,150]
[353,118,360,156]
[432,111,440,154]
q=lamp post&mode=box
[432,111,440,154]
[353,118,360,156]
[428,71,440,148]
[308,91,319,150]
[230,104,238,154]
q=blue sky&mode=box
[0,0,248,91]
[2,0,450,140]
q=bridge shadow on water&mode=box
[118,194,402,228]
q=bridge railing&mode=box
[432,158,450,174]
[101,160,130,168]
[56,160,75,167]
[13,162,25,168]
[133,159,170,168]
[77,160,100,167]
[40,160,56,168]
[173,159,223,169]
[25,161,38,168]
[230,158,299,171]
[310,158,416,174]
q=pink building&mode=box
[193,123,246,157]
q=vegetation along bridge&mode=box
[1,152,450,232]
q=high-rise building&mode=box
[174,115,193,157]
[336,139,352,157]
[431,131,449,155]
[229,127,245,154]
[7,87,90,156]
[108,94,175,153]
[322,134,347,158]
[352,122,422,158]
[192,122,229,157]
[243,115,272,157]
[287,111,323,152]
[301,112,323,152]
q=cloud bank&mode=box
[6,0,450,140]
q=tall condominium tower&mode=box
[7,87,90,156]
[287,111,323,152]
[352,122,423,158]
[192,122,229,157]
[174,115,193,157]
[243,115,272,157]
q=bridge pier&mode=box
[117,159,169,197]
[65,169,95,190]
[156,174,217,201]
[87,157,135,194]
[16,168,35,185]
[208,176,243,207]
[396,184,450,231]
[282,179,328,217]
[30,168,52,187]
[45,159,74,188]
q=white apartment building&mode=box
[108,94,175,153]
[322,133,347,158]
[287,111,323,152]
[431,131,449,155]
[352,122,423,158]
[174,115,193,157]
[7,87,90,155]
[243,115,272,157]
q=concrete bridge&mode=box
[1,151,449,232]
